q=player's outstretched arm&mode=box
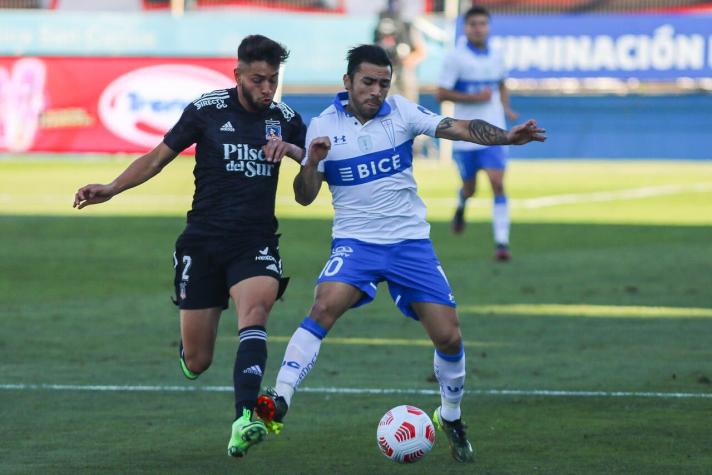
[293,136,330,206]
[73,142,179,209]
[434,117,546,146]
[436,87,492,104]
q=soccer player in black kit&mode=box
[73,35,307,458]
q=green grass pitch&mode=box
[1,156,711,473]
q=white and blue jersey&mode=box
[304,92,444,244]
[304,92,455,319]
[438,40,508,152]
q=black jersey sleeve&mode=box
[287,112,307,150]
[164,103,202,153]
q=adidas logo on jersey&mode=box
[242,365,263,377]
[220,121,235,132]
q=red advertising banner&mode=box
[0,57,236,153]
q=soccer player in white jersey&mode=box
[255,45,545,463]
[438,5,519,261]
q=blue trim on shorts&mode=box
[300,317,327,340]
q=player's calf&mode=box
[178,341,200,380]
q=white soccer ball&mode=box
[376,405,435,463]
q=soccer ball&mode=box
[376,405,435,463]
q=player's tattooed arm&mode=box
[435,117,507,145]
[435,117,546,146]
[293,136,330,206]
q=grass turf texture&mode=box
[1,157,711,473]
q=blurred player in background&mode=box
[374,0,426,103]
[256,44,545,463]
[437,5,519,260]
[73,35,306,459]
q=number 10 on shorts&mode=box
[319,256,343,278]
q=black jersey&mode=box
[164,88,306,236]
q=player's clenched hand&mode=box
[262,136,293,163]
[506,119,546,145]
[73,184,115,209]
[306,136,331,165]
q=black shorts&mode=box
[172,232,288,310]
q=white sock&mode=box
[274,318,327,407]
[457,188,467,210]
[434,346,466,421]
[493,195,510,245]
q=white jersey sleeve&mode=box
[391,95,444,139]
[301,117,327,173]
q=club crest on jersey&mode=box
[357,135,373,152]
[265,119,282,140]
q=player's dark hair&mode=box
[464,5,491,20]
[346,44,392,80]
[237,35,290,67]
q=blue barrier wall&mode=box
[2,11,712,84]
[284,93,712,160]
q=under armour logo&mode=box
[333,135,347,144]
[447,384,464,393]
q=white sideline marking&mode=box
[2,183,711,210]
[0,383,710,399]
[275,183,712,209]
[514,183,712,209]
[279,183,712,209]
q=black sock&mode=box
[234,325,267,420]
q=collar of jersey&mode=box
[333,91,392,118]
[466,41,489,56]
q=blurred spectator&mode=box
[373,0,425,102]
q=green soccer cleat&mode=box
[178,341,198,380]
[433,406,475,463]
[255,387,288,435]
[227,408,268,458]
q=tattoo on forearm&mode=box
[435,117,455,134]
[468,119,508,145]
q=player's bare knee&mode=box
[309,300,339,330]
[434,331,463,355]
[185,352,213,374]
[242,304,270,326]
[462,183,476,198]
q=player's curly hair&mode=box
[237,35,290,67]
[346,44,392,80]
